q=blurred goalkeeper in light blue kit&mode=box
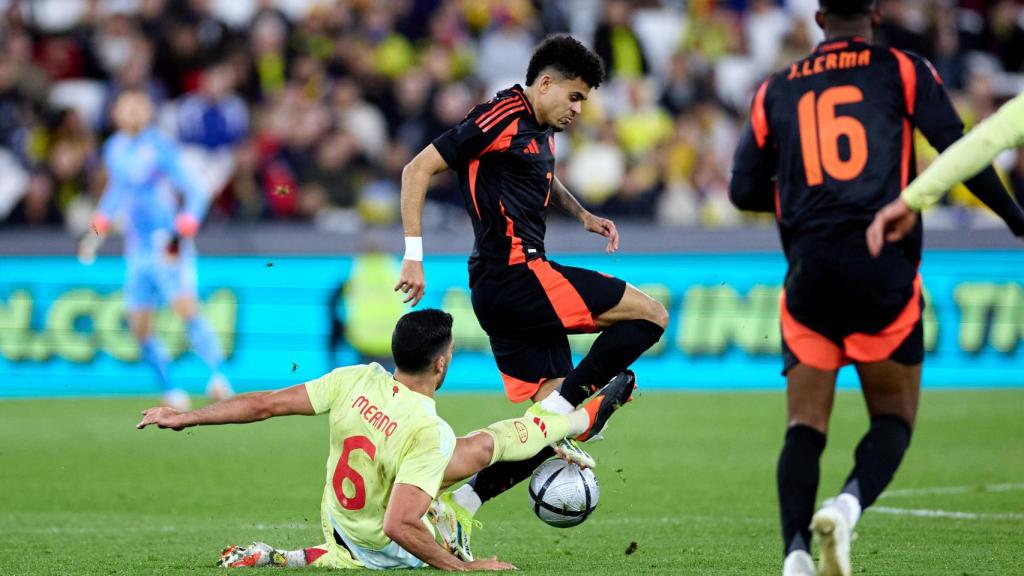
[79,90,232,410]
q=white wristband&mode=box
[404,236,423,261]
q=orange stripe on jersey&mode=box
[528,259,598,332]
[469,119,520,221]
[481,106,525,132]
[751,79,771,148]
[844,274,922,364]
[499,200,526,265]
[890,48,917,116]
[548,134,555,155]
[779,291,846,371]
[476,98,519,127]
[499,371,545,403]
[479,118,519,155]
[899,118,912,189]
[468,159,482,219]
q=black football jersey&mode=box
[730,36,990,260]
[432,85,556,268]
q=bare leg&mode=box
[838,360,920,507]
[778,364,836,555]
[593,283,669,329]
[131,310,175,397]
[555,284,667,406]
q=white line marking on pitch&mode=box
[873,506,1024,521]
[880,482,1024,499]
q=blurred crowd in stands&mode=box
[1,0,1022,235]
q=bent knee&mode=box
[465,431,495,470]
[646,299,669,329]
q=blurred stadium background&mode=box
[0,0,1022,396]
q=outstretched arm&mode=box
[867,69,1024,257]
[905,59,1024,235]
[136,383,314,431]
[902,92,1024,211]
[551,176,619,253]
[395,144,449,307]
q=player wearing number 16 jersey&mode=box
[729,2,1024,576]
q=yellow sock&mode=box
[479,414,570,465]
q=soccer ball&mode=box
[527,459,599,527]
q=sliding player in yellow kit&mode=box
[137,309,635,571]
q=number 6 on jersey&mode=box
[333,435,377,511]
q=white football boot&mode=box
[218,542,285,568]
[427,493,476,562]
[782,550,815,576]
[812,499,853,576]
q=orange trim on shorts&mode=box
[844,274,923,363]
[779,291,846,371]
[500,371,545,403]
[527,259,598,332]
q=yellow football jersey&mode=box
[305,363,456,552]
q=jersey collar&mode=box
[814,36,868,54]
[511,84,535,117]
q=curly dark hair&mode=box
[391,308,453,373]
[526,34,606,89]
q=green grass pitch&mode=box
[1,390,1022,575]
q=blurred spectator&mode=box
[386,67,435,152]
[876,0,931,56]
[682,0,738,62]
[985,0,1024,72]
[243,9,289,101]
[615,79,673,159]
[0,0,1020,233]
[174,60,248,203]
[931,8,964,90]
[103,38,166,131]
[593,0,650,81]
[475,9,536,89]
[297,130,364,225]
[5,29,50,107]
[46,108,97,230]
[332,78,388,163]
[567,120,626,208]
